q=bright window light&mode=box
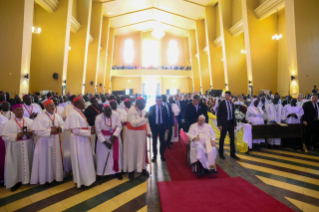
[125,89,130,95]
[170,88,178,95]
[124,39,134,64]
[168,40,179,65]
[143,40,159,67]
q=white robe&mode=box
[187,123,217,170]
[124,106,150,173]
[246,106,265,144]
[171,103,180,142]
[296,100,305,107]
[1,110,15,120]
[64,107,95,188]
[63,103,74,118]
[30,112,65,185]
[95,113,122,175]
[23,103,42,119]
[0,114,8,127]
[0,117,34,188]
[266,104,286,145]
[43,106,65,120]
[284,105,304,124]
[118,107,129,138]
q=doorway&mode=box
[143,80,160,111]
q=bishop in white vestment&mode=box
[188,116,217,173]
[31,100,65,186]
[0,104,34,191]
[246,99,265,145]
[1,102,15,120]
[95,104,123,179]
[284,99,304,124]
[22,95,42,119]
[124,97,150,180]
[117,98,131,139]
[64,97,96,188]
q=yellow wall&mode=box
[162,77,190,94]
[277,11,289,96]
[72,0,77,19]
[232,0,242,25]
[293,0,319,95]
[188,30,200,92]
[0,0,33,96]
[214,4,221,39]
[112,77,142,94]
[30,0,72,95]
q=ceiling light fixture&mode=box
[32,5,41,34]
[272,9,282,40]
[152,0,165,40]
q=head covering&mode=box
[73,96,81,103]
[103,103,110,108]
[48,96,53,100]
[22,94,28,98]
[43,99,54,107]
[136,96,144,101]
[90,96,95,100]
[110,99,116,103]
[124,98,130,102]
[12,104,23,111]
[250,98,258,107]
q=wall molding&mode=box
[213,36,222,48]
[89,35,94,44]
[229,19,244,37]
[254,0,285,20]
[71,16,81,33]
[35,0,59,13]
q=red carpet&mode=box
[157,177,294,212]
[165,130,229,181]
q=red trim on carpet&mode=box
[157,177,294,212]
[165,130,229,181]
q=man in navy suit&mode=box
[148,96,170,162]
[184,95,208,132]
[217,91,239,160]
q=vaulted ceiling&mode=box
[93,0,218,37]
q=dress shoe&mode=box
[170,142,173,145]
[11,182,22,192]
[116,173,123,180]
[231,155,240,160]
[128,171,135,180]
[167,145,172,149]
[204,169,212,174]
[161,156,166,162]
[43,182,50,187]
[142,169,150,177]
[219,154,225,159]
[151,157,156,163]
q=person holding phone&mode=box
[30,99,65,187]
[0,104,34,192]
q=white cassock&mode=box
[187,123,217,170]
[43,106,65,120]
[23,103,42,118]
[1,110,15,120]
[119,102,125,109]
[0,114,8,182]
[296,100,305,107]
[64,107,95,188]
[266,103,286,145]
[59,103,68,108]
[284,105,304,124]
[0,117,34,188]
[63,103,74,118]
[171,103,180,142]
[124,106,150,173]
[246,106,265,144]
[118,107,129,137]
[95,113,122,175]
[30,112,65,185]
[260,103,268,122]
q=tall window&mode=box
[167,40,179,65]
[124,39,134,64]
[143,40,159,67]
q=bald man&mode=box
[188,115,217,174]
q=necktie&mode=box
[315,104,318,120]
[227,101,231,120]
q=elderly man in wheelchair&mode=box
[187,115,218,174]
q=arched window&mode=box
[167,40,179,65]
[124,39,134,64]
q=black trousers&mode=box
[305,121,319,147]
[165,125,173,145]
[152,124,166,157]
[219,121,236,156]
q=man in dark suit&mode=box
[148,96,169,162]
[217,91,239,160]
[161,95,174,149]
[302,93,319,150]
[184,95,208,132]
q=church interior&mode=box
[0,0,319,212]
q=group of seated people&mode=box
[0,90,317,192]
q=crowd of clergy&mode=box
[0,89,318,192]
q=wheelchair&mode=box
[186,139,218,174]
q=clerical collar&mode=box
[16,117,23,121]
